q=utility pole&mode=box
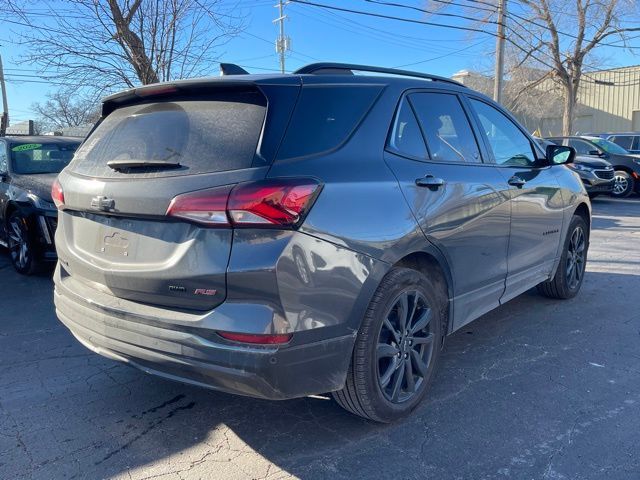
[493,0,507,104]
[0,54,8,136]
[274,0,290,74]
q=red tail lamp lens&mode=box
[228,179,321,226]
[166,185,233,226]
[51,179,65,209]
[166,179,321,228]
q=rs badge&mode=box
[194,289,217,296]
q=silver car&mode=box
[53,63,590,422]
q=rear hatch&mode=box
[55,80,299,311]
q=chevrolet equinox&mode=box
[53,63,590,422]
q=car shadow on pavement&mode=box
[3,266,640,480]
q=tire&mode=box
[611,170,634,198]
[537,215,589,300]
[6,212,38,275]
[332,267,444,423]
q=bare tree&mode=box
[17,1,244,94]
[427,0,640,135]
[514,0,640,135]
[456,64,559,132]
[32,88,101,133]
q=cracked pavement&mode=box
[1,197,639,479]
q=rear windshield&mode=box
[276,85,382,160]
[10,142,80,174]
[70,92,266,178]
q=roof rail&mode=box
[293,62,466,87]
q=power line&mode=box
[392,40,492,68]
[362,0,499,26]
[293,3,488,55]
[289,0,561,72]
[288,0,494,35]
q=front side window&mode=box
[10,142,79,174]
[387,97,427,159]
[469,99,536,166]
[568,139,595,155]
[410,93,481,163]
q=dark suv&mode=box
[0,136,80,273]
[547,135,640,197]
[53,63,590,422]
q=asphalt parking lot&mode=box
[1,197,639,480]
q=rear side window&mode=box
[387,97,427,159]
[568,139,594,155]
[276,85,382,159]
[71,92,266,178]
[610,135,633,150]
[410,93,481,163]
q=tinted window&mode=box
[10,142,79,174]
[610,135,633,150]
[277,86,382,159]
[410,93,480,163]
[589,137,629,155]
[71,92,266,178]
[470,99,536,166]
[387,98,427,159]
[568,139,595,155]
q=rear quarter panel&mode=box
[266,83,454,335]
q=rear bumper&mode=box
[53,264,356,400]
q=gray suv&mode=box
[53,63,590,422]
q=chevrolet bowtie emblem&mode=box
[91,196,115,211]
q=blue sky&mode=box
[2,0,640,124]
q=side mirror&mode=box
[546,145,575,165]
[588,150,601,156]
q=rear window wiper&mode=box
[107,160,182,171]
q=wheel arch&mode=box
[393,250,454,336]
[573,202,591,234]
[611,165,634,174]
[3,200,35,228]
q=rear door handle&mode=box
[508,176,526,188]
[415,175,445,189]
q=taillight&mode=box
[166,178,321,228]
[51,179,64,209]
[217,331,292,345]
[166,185,232,226]
[228,179,320,226]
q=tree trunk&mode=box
[108,0,159,85]
[562,79,580,136]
